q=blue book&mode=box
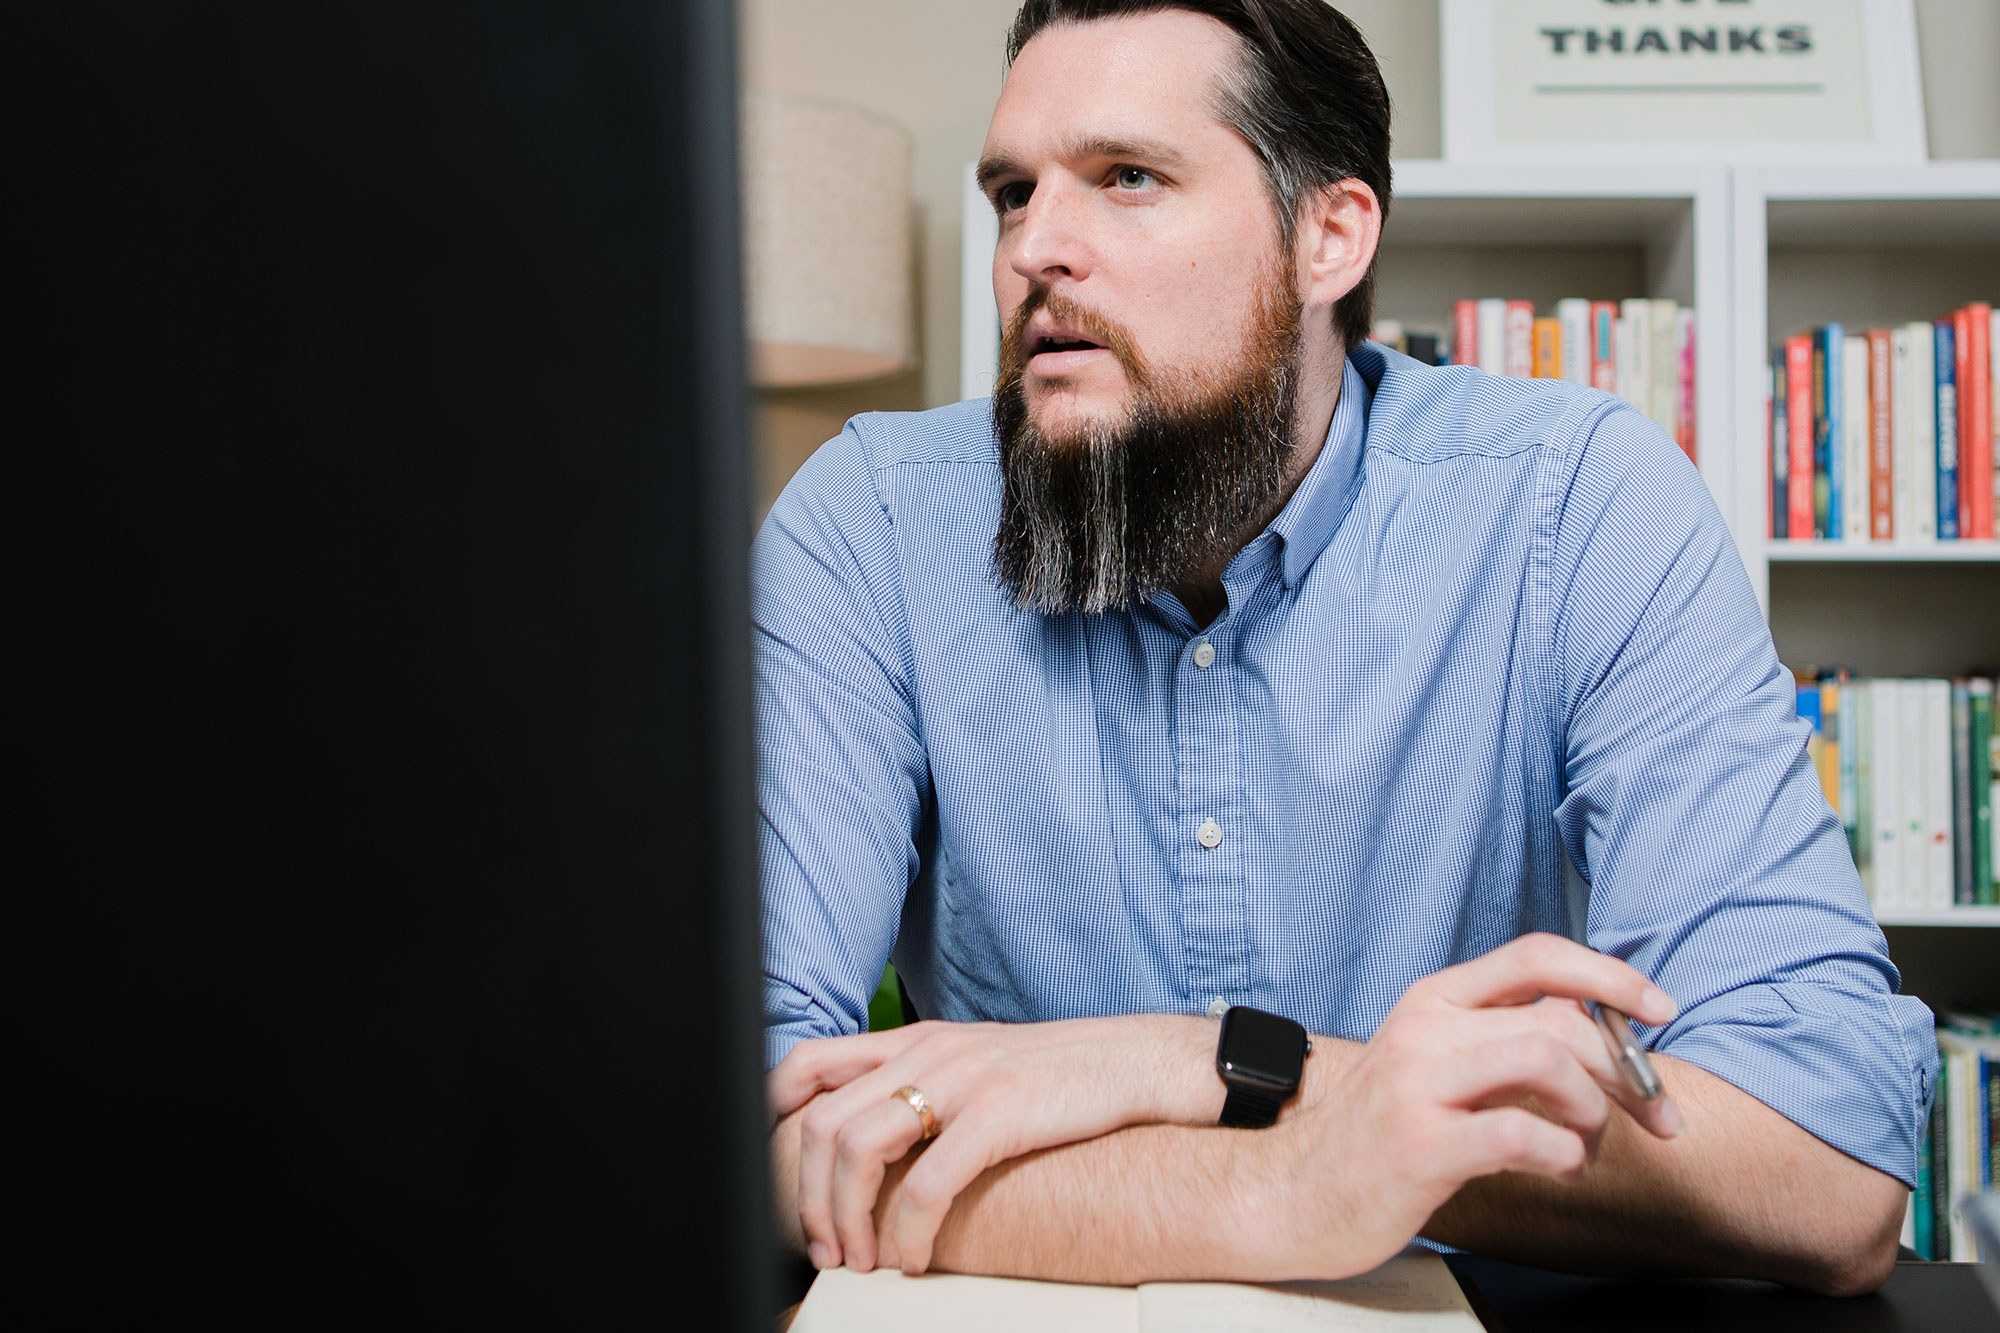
[1935,319,1960,540]
[1820,324,1844,539]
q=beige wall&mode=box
[741,0,2000,515]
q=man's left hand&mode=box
[768,1014,1223,1274]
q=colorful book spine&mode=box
[1974,679,1995,905]
[1477,298,1506,376]
[1555,298,1590,385]
[1842,334,1870,543]
[1906,321,1938,543]
[1811,328,1832,539]
[1935,318,1959,540]
[1924,679,1955,910]
[1852,680,1875,891]
[1965,302,1995,539]
[1786,334,1814,540]
[1770,349,1789,540]
[1868,328,1895,541]
[1953,681,1975,904]
[1588,301,1618,394]
[1531,317,1561,379]
[1871,678,1902,911]
[1904,680,1936,896]
[1836,672,1859,863]
[1818,323,1842,539]
[1649,298,1679,443]
[1892,328,1916,542]
[1453,299,1478,371]
[1677,307,1697,465]
[1620,297,1651,417]
[1504,299,1535,379]
[1819,679,1842,817]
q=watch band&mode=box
[1219,1081,1287,1129]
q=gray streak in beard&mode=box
[989,276,1302,616]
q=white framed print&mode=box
[1442,0,1929,165]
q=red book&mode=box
[1588,301,1618,393]
[1958,306,1973,532]
[1964,302,1994,539]
[1786,334,1814,540]
[1867,328,1895,540]
[1453,299,1478,370]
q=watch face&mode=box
[1217,1006,1308,1093]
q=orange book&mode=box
[1964,302,1994,539]
[1867,328,1895,540]
[1786,334,1814,540]
[1531,318,1561,378]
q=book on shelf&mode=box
[1908,1013,1998,1262]
[1426,297,1695,463]
[1770,302,1997,542]
[1792,670,1997,909]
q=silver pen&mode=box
[1589,1001,1664,1101]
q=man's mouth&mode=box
[1027,330,1112,375]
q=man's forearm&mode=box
[774,1104,1277,1284]
[770,1025,1351,1284]
[1421,1055,1907,1296]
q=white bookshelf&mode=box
[1380,161,1733,526]
[1729,163,2000,610]
[1730,164,2000,1010]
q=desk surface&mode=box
[1446,1257,2000,1333]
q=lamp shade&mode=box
[743,93,915,387]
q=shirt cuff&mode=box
[1651,979,1935,1188]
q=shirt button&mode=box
[1207,996,1231,1018]
[1197,818,1223,849]
[1192,641,1215,668]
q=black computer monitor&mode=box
[12,3,771,1325]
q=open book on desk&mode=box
[792,1250,1485,1332]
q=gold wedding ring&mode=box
[892,1085,939,1140]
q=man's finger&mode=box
[1536,999,1686,1141]
[1458,1104,1589,1180]
[829,1098,927,1272]
[1433,1030,1609,1147]
[794,1057,941,1265]
[889,1109,1007,1276]
[1430,933,1677,1027]
[768,1026,919,1121]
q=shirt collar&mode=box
[1267,351,1371,590]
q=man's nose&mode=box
[1006,184,1095,288]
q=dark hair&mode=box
[1005,0,1392,352]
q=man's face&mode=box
[979,11,1292,437]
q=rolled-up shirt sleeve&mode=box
[753,420,929,1070]
[1546,403,1935,1186]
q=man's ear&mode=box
[1297,180,1381,314]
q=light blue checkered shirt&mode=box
[754,342,1934,1186]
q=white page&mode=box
[1137,1253,1482,1332]
[793,1267,1137,1333]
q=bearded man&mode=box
[753,0,1929,1297]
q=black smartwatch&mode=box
[1215,1004,1311,1129]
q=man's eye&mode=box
[996,182,1032,212]
[1115,167,1154,190]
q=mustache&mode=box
[998,287,1151,388]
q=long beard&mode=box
[990,273,1303,616]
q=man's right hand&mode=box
[769,1012,1228,1276]
[1236,933,1684,1281]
